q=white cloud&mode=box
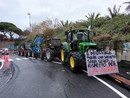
[0,0,128,30]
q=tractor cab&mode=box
[65,29,90,50]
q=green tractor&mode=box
[61,29,97,72]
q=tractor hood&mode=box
[79,42,97,54]
[79,42,96,46]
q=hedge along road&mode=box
[0,55,130,98]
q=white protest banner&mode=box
[85,50,119,76]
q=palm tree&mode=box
[85,12,100,31]
[85,12,100,21]
[60,20,72,27]
[123,2,130,11]
[108,5,121,18]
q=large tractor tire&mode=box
[69,52,82,73]
[61,47,67,65]
[25,52,28,57]
[41,52,44,60]
[29,51,32,57]
[33,53,36,58]
[36,53,39,58]
[34,53,38,58]
[18,51,21,56]
[22,52,24,56]
[46,48,54,62]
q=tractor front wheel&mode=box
[61,48,67,65]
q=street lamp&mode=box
[27,13,32,32]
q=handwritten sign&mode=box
[85,50,119,76]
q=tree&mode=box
[108,5,121,18]
[124,2,130,12]
[85,12,100,21]
[60,20,72,27]
[0,22,22,40]
[8,25,22,40]
[22,29,30,36]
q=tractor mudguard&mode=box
[62,42,71,53]
[61,42,71,65]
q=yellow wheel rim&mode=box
[61,49,64,62]
[70,56,74,68]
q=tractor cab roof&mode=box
[46,38,61,41]
[65,29,89,35]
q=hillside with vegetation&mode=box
[25,4,130,43]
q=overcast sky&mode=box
[0,0,128,30]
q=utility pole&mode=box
[27,13,32,32]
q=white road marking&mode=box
[8,59,14,61]
[15,58,22,60]
[22,58,29,60]
[0,61,3,70]
[0,59,4,62]
[0,59,13,61]
[52,61,62,65]
[83,70,128,98]
[29,57,36,60]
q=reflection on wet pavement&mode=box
[0,55,14,92]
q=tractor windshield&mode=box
[73,31,89,41]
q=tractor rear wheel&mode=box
[25,52,28,57]
[18,51,21,56]
[22,52,24,56]
[41,52,44,60]
[46,48,54,62]
[34,53,38,58]
[29,51,32,57]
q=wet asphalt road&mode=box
[0,55,130,98]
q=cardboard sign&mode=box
[85,50,119,76]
